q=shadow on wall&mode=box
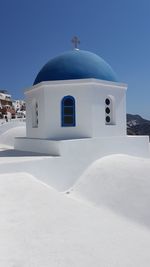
[0,149,50,157]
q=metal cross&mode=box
[71,36,80,49]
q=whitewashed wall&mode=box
[25,79,127,140]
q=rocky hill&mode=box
[127,114,150,137]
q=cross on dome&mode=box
[71,36,80,49]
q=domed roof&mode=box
[33,49,117,85]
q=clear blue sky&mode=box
[0,0,150,118]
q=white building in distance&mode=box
[0,90,12,108]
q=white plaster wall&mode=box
[43,84,92,139]
[60,136,149,159]
[15,137,59,155]
[14,135,150,191]
[26,86,47,138]
[91,83,127,137]
[25,79,127,140]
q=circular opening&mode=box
[105,98,110,105]
[105,107,110,114]
[106,116,110,123]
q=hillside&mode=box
[127,114,150,136]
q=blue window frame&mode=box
[61,96,76,127]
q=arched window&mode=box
[105,96,115,125]
[61,96,76,127]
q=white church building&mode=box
[15,45,149,178]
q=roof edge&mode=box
[25,78,127,94]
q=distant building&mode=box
[0,90,26,119]
[0,90,12,108]
[0,90,14,118]
[13,100,26,112]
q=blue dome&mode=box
[33,49,117,85]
